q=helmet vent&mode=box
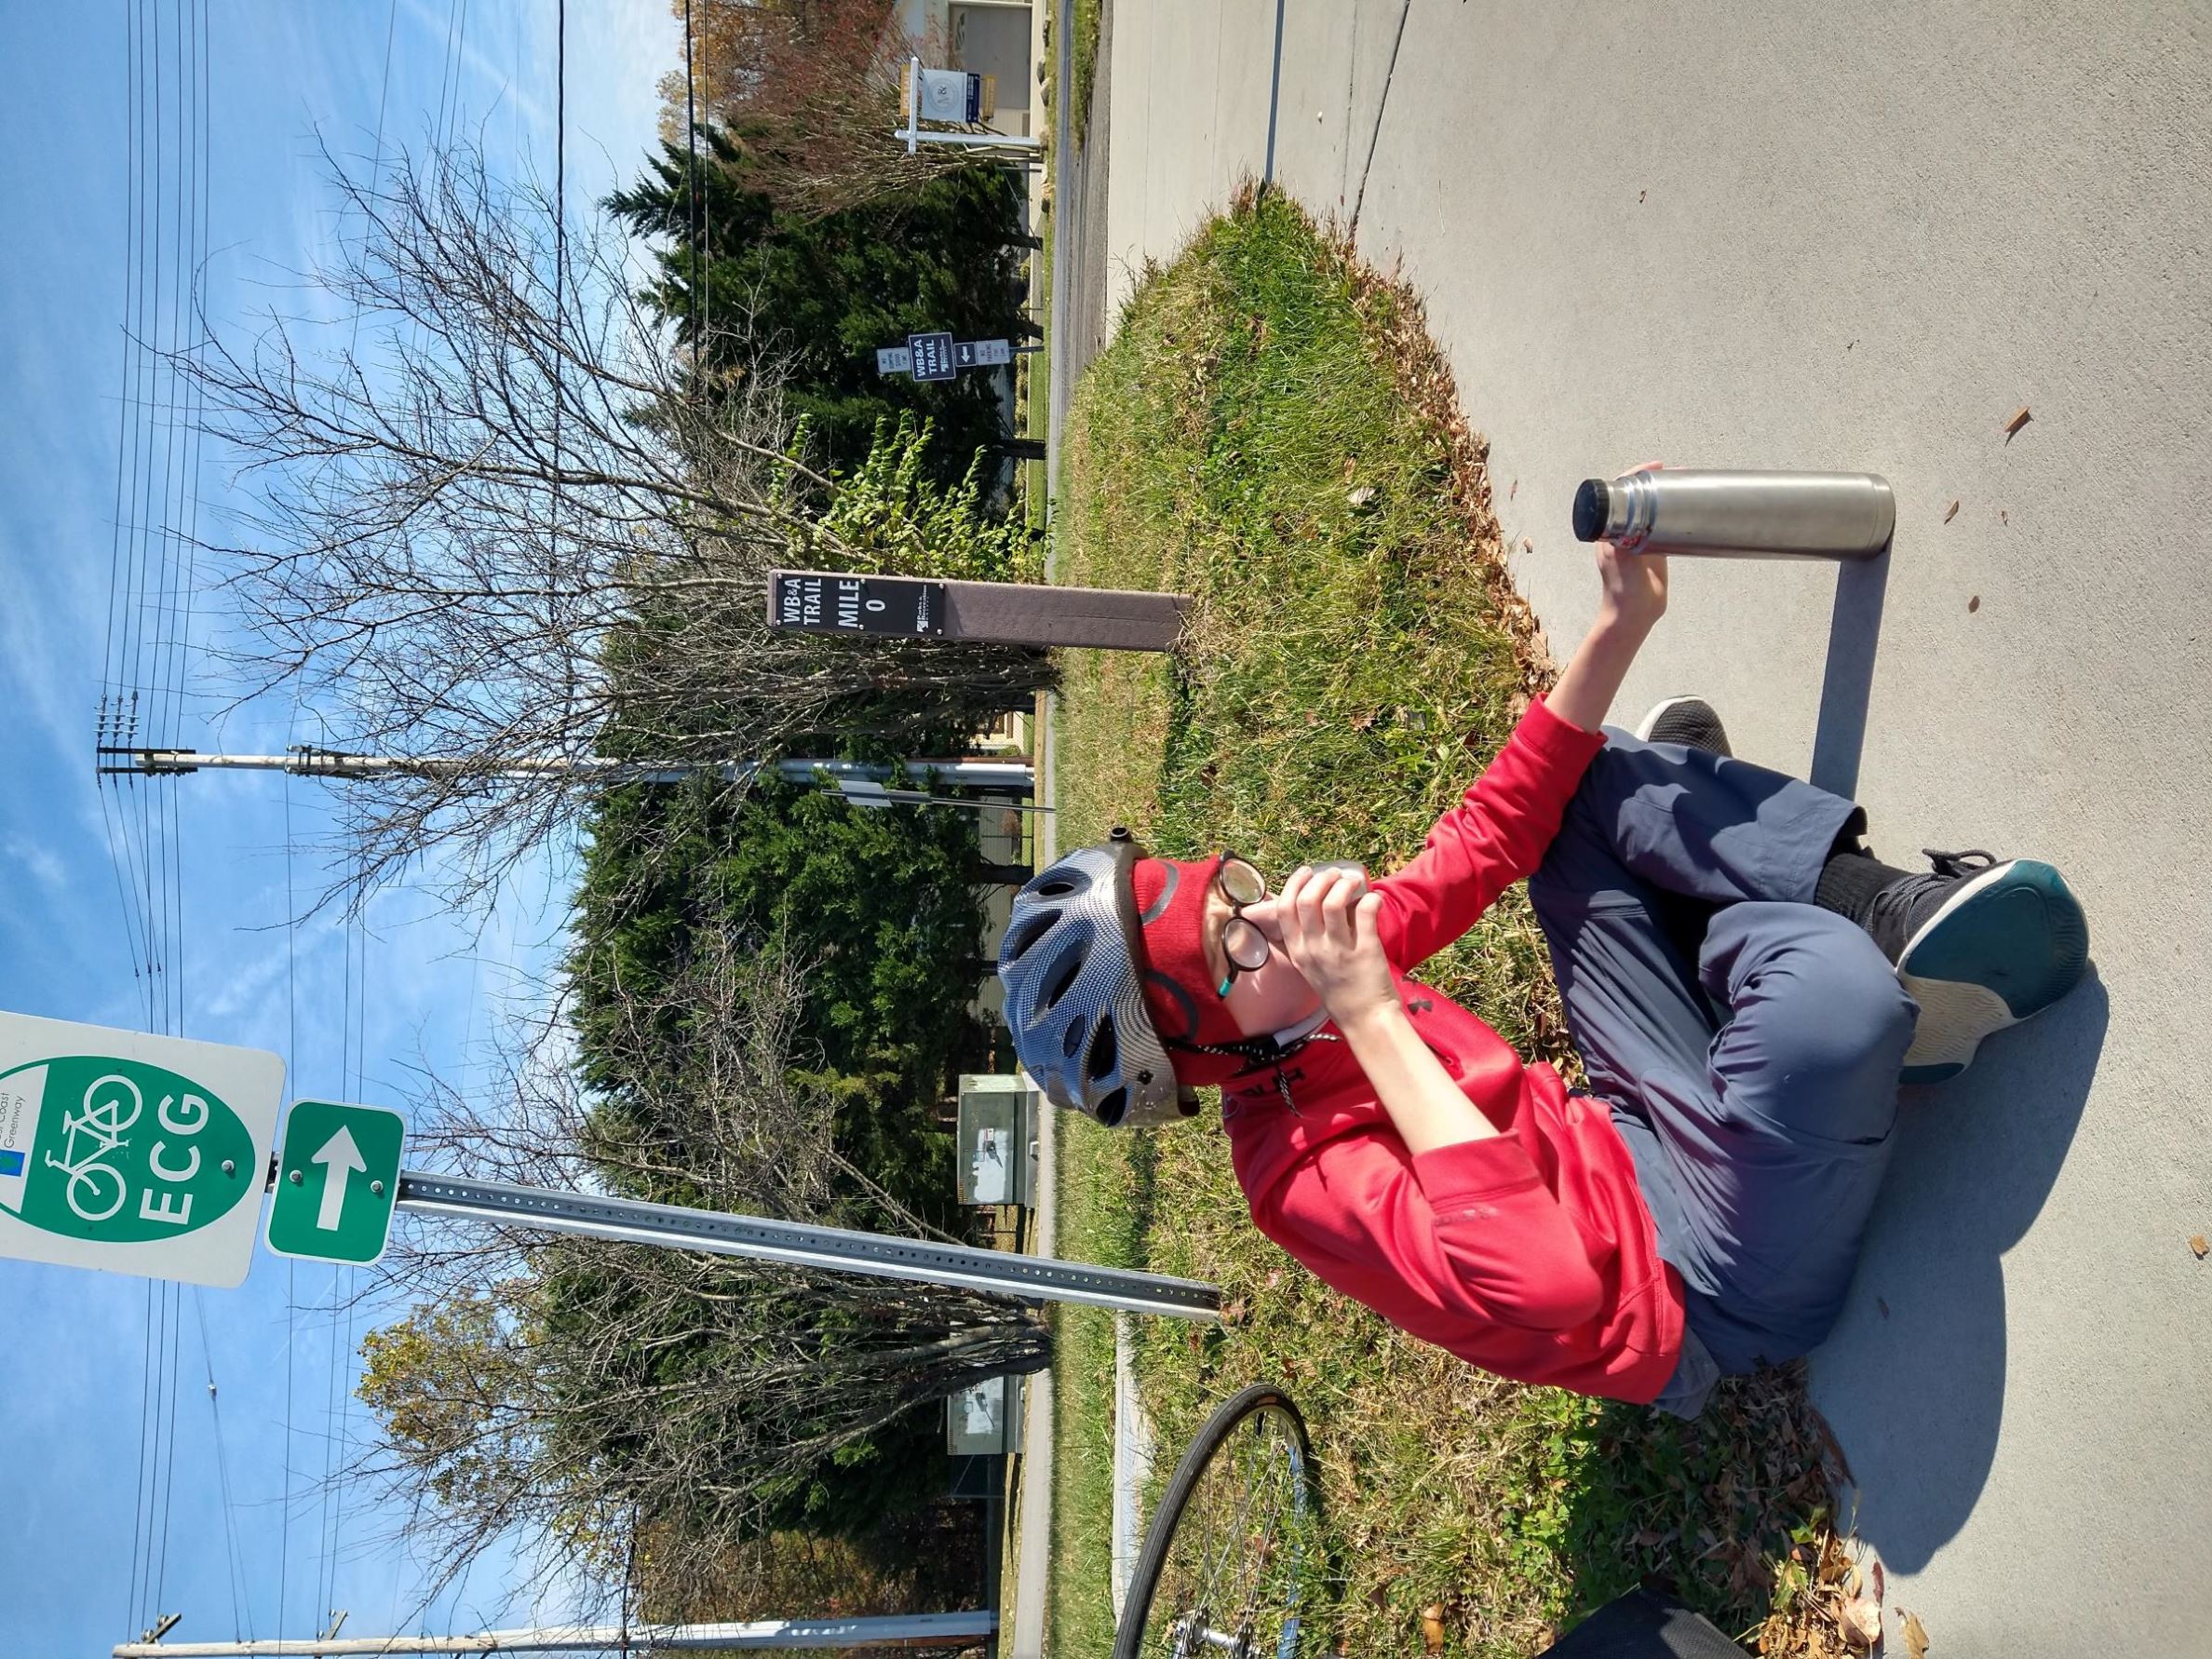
[1086,1016,1119,1083]
[1035,940,1084,1013]
[1094,1086,1128,1128]
[1002,908,1058,964]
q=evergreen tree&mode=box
[608,131,1030,482]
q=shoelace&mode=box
[1924,848,1996,878]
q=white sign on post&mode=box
[0,1011,284,1288]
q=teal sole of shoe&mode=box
[1896,861,2089,1081]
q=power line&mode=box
[194,1290,255,1640]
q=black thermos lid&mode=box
[1571,479,1611,544]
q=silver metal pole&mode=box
[113,1611,997,1655]
[95,749,1033,792]
[394,1170,1220,1321]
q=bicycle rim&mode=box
[1114,1383,1318,1659]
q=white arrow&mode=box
[311,1126,368,1231]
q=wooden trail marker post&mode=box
[768,570,1188,654]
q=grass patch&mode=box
[1050,189,1850,1657]
[1045,1112,1152,1658]
[1072,0,1100,145]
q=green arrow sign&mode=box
[0,1011,284,1288]
[264,1099,406,1266]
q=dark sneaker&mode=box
[1634,695,1732,758]
[1871,851,2092,1084]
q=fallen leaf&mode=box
[2003,405,2031,439]
[1943,499,1960,523]
[1347,483,1379,510]
[2001,509,2009,524]
[1839,1597,1883,1650]
[1221,1298,1248,1326]
[1351,710,1377,732]
[1519,535,1534,554]
[1420,1604,1446,1653]
[1903,1609,1930,1659]
[1968,596,1980,614]
[2190,1234,2208,1259]
[1342,455,1358,481]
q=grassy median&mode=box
[1046,190,1854,1658]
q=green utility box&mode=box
[955,1072,1035,1207]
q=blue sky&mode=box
[0,2,680,1649]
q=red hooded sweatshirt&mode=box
[1209,698,1686,1402]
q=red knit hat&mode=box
[1129,856,1251,1086]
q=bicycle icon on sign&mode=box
[42,1072,143,1223]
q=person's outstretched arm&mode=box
[1344,505,1670,970]
[1544,527,1669,735]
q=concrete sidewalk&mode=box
[1098,3,2212,1653]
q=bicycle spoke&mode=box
[1132,1398,1315,1659]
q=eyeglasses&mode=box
[1214,855,1272,998]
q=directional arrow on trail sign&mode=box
[0,1010,284,1288]
[265,1099,405,1266]
[313,1126,367,1230]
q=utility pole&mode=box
[95,748,1049,815]
[112,1611,998,1655]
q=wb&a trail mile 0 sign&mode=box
[0,1011,284,1288]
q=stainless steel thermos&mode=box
[1571,469,1895,560]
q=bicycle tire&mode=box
[1113,1382,1317,1659]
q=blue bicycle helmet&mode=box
[997,829,1189,1127]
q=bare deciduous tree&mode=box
[359,935,1046,1617]
[658,0,981,216]
[183,139,1050,910]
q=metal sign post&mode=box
[394,1170,1219,1321]
[2,1018,1211,1316]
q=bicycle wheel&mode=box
[1113,1382,1320,1659]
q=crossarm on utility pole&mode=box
[394,1171,1220,1321]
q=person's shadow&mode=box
[1808,968,2109,1571]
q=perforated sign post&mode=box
[0,1010,283,1288]
[265,1099,406,1266]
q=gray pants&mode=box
[1528,731,1918,1387]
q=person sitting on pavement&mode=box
[996,524,2090,1415]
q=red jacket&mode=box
[1221,697,1687,1403]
